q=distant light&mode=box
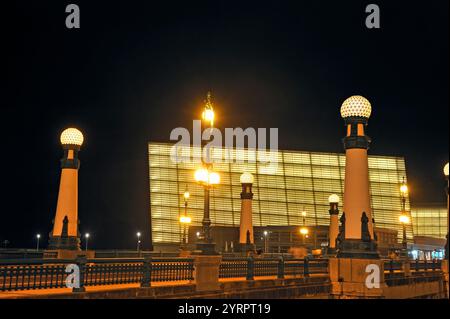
[85,233,90,239]
[202,109,215,125]
[300,227,309,235]
[196,231,201,237]
[240,172,254,184]
[136,232,141,237]
[36,234,41,239]
[183,191,190,200]
[444,163,449,177]
[263,231,268,236]
[340,95,372,119]
[399,215,410,224]
[60,128,84,146]
[328,194,340,204]
[301,211,307,217]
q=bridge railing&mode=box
[0,257,195,292]
[219,257,329,280]
[383,259,442,273]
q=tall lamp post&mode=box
[444,162,449,259]
[136,232,141,254]
[84,233,90,251]
[399,177,409,259]
[180,189,190,248]
[194,92,220,255]
[36,234,41,251]
[194,167,220,254]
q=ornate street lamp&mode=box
[194,167,220,254]
[399,177,409,258]
[194,92,220,255]
[136,232,141,253]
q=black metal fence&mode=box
[0,257,194,292]
[384,259,442,273]
[219,257,329,280]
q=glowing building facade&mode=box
[411,205,448,239]
[148,142,413,246]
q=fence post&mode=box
[141,256,151,288]
[277,256,285,279]
[72,256,86,293]
[303,257,310,278]
[246,256,254,281]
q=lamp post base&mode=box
[337,239,379,259]
[194,242,219,256]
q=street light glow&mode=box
[300,227,309,235]
[194,168,220,185]
[444,162,449,177]
[399,215,410,224]
[85,233,90,239]
[179,216,192,224]
[136,232,141,237]
[36,234,41,239]
[183,190,190,200]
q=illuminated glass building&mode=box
[148,142,414,248]
[411,204,448,239]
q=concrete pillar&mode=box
[329,257,387,299]
[337,96,378,259]
[239,172,255,252]
[48,128,84,251]
[193,255,222,292]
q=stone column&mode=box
[193,255,222,292]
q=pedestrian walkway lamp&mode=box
[36,234,41,251]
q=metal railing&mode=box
[383,259,442,273]
[0,257,194,292]
[219,257,329,280]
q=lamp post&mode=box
[194,167,220,254]
[84,233,90,251]
[194,92,220,255]
[180,216,192,248]
[36,234,41,251]
[300,227,309,246]
[399,215,410,259]
[399,177,409,258]
[263,230,269,253]
[136,232,141,254]
[444,162,449,259]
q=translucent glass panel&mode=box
[149,142,412,244]
[411,207,448,239]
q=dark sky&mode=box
[1,1,448,249]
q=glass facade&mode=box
[411,206,448,239]
[148,142,413,245]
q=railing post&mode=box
[415,259,419,272]
[72,256,86,293]
[424,258,428,271]
[432,259,436,271]
[246,256,254,281]
[303,257,310,278]
[141,256,151,288]
[277,256,285,279]
[389,259,394,273]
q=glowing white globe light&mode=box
[340,95,372,119]
[444,163,449,177]
[328,194,340,204]
[60,128,84,146]
[240,172,254,184]
[194,168,209,183]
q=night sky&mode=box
[1,1,448,249]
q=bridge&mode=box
[0,256,447,299]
